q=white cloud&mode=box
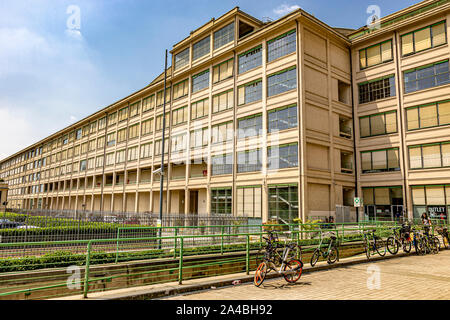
[0,22,106,159]
[273,4,301,16]
[0,108,35,161]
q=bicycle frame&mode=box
[315,233,336,258]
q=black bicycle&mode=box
[363,229,386,259]
[386,223,412,254]
[310,231,339,266]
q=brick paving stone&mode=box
[165,250,450,300]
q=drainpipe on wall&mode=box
[393,30,409,219]
[348,47,359,222]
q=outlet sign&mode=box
[427,205,447,220]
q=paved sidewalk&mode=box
[53,249,424,300]
[166,250,450,300]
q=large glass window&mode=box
[211,188,232,214]
[171,133,187,153]
[236,186,262,218]
[142,94,155,112]
[192,69,210,93]
[193,36,210,61]
[411,185,449,220]
[155,113,170,131]
[358,75,396,104]
[267,66,297,97]
[267,30,296,62]
[141,118,153,136]
[238,79,262,105]
[213,59,233,83]
[237,149,262,173]
[191,99,209,120]
[359,40,393,69]
[404,60,450,94]
[211,121,233,144]
[211,154,233,175]
[118,107,128,122]
[359,111,397,137]
[212,89,233,113]
[409,141,450,169]
[130,102,140,117]
[214,22,234,50]
[268,104,297,133]
[173,79,189,100]
[267,143,298,170]
[190,127,208,149]
[268,184,298,223]
[401,21,447,56]
[238,46,262,74]
[174,48,190,70]
[140,143,153,159]
[361,148,400,173]
[172,106,188,126]
[156,87,171,106]
[237,114,262,139]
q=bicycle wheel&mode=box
[402,239,412,253]
[364,239,370,259]
[254,262,268,287]
[327,246,338,264]
[386,237,399,255]
[432,236,440,254]
[283,259,303,283]
[310,249,320,267]
[416,237,425,255]
[375,238,386,257]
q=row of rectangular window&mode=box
[5,50,298,166]
[10,105,298,174]
[358,20,447,70]
[358,60,450,104]
[211,143,299,175]
[359,99,450,138]
[174,25,296,72]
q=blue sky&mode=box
[0,0,419,160]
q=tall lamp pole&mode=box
[158,49,168,247]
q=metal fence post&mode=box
[260,225,263,247]
[246,235,250,275]
[173,228,178,259]
[221,226,224,255]
[178,237,184,285]
[83,241,92,298]
[114,228,120,264]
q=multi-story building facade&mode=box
[1,0,449,223]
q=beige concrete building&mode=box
[1,0,449,222]
[0,181,7,208]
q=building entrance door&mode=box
[189,190,198,214]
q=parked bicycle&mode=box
[310,231,339,266]
[255,230,302,266]
[412,226,425,255]
[363,229,386,259]
[386,223,412,254]
[254,230,303,287]
[436,226,449,249]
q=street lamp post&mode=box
[158,49,168,249]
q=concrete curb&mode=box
[80,250,412,300]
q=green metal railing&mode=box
[0,219,446,300]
